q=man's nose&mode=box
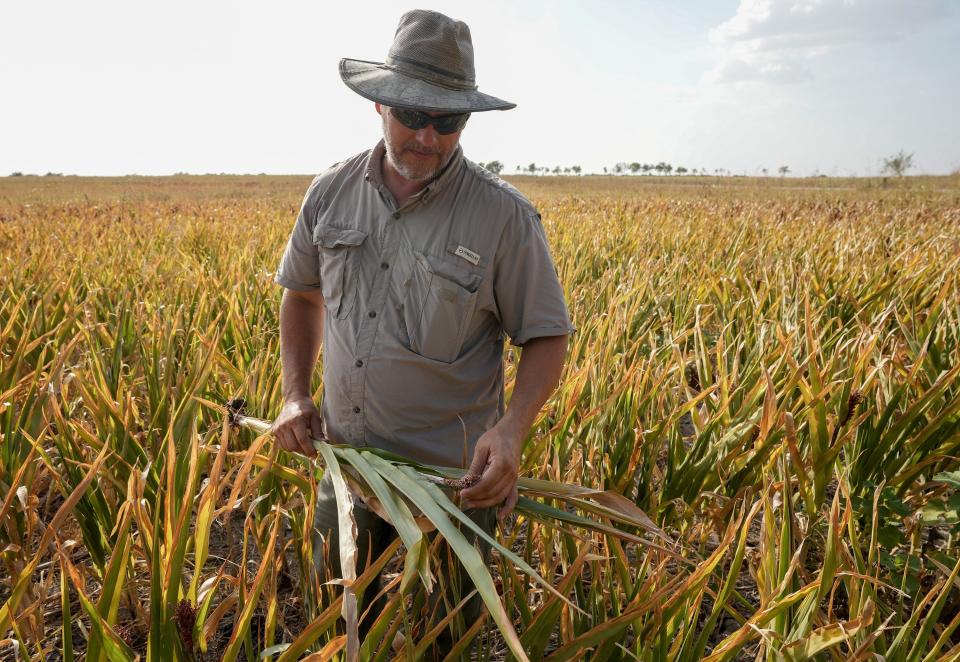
[414,124,439,147]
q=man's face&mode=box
[377,103,464,182]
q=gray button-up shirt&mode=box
[275,140,574,467]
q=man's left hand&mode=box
[459,422,523,518]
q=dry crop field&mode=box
[1,173,959,661]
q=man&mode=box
[272,8,573,652]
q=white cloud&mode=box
[709,56,813,84]
[706,0,954,84]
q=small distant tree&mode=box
[527,162,537,175]
[641,164,653,175]
[778,165,790,177]
[676,166,688,175]
[603,166,608,174]
[882,150,914,177]
[613,162,625,175]
[761,168,768,177]
[9,172,23,177]
[483,160,503,174]
[572,165,581,175]
[629,162,641,175]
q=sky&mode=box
[2,0,958,177]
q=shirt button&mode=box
[352,406,361,414]
[380,262,389,270]
[368,311,377,318]
[355,359,363,367]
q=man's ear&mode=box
[375,102,383,116]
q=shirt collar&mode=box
[363,139,463,204]
[363,141,386,189]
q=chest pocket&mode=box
[314,225,367,319]
[403,251,482,364]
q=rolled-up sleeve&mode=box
[493,211,575,346]
[275,175,324,291]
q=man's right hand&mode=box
[272,397,324,457]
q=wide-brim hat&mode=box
[340,9,516,113]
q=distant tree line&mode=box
[483,162,786,177]
[8,151,920,179]
[480,162,583,176]
[475,150,920,178]
[6,172,65,177]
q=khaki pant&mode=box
[312,472,496,660]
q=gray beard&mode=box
[381,113,452,182]
[384,141,447,182]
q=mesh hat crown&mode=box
[340,10,516,113]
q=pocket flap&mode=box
[418,252,483,293]
[313,225,367,249]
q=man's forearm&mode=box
[279,290,325,401]
[460,333,568,512]
[498,334,568,440]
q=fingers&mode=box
[292,421,317,457]
[309,411,325,442]
[460,447,490,505]
[498,485,519,519]
[272,422,299,454]
[459,464,491,503]
[465,443,489,480]
[272,400,320,457]
[465,477,513,509]
[274,419,313,456]
[461,429,522,510]
[461,459,514,509]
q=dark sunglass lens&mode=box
[392,108,468,134]
[392,108,429,130]
[434,113,469,135]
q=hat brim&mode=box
[340,59,516,112]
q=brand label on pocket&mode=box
[453,245,481,266]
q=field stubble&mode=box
[1,174,959,660]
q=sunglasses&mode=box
[389,107,470,135]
